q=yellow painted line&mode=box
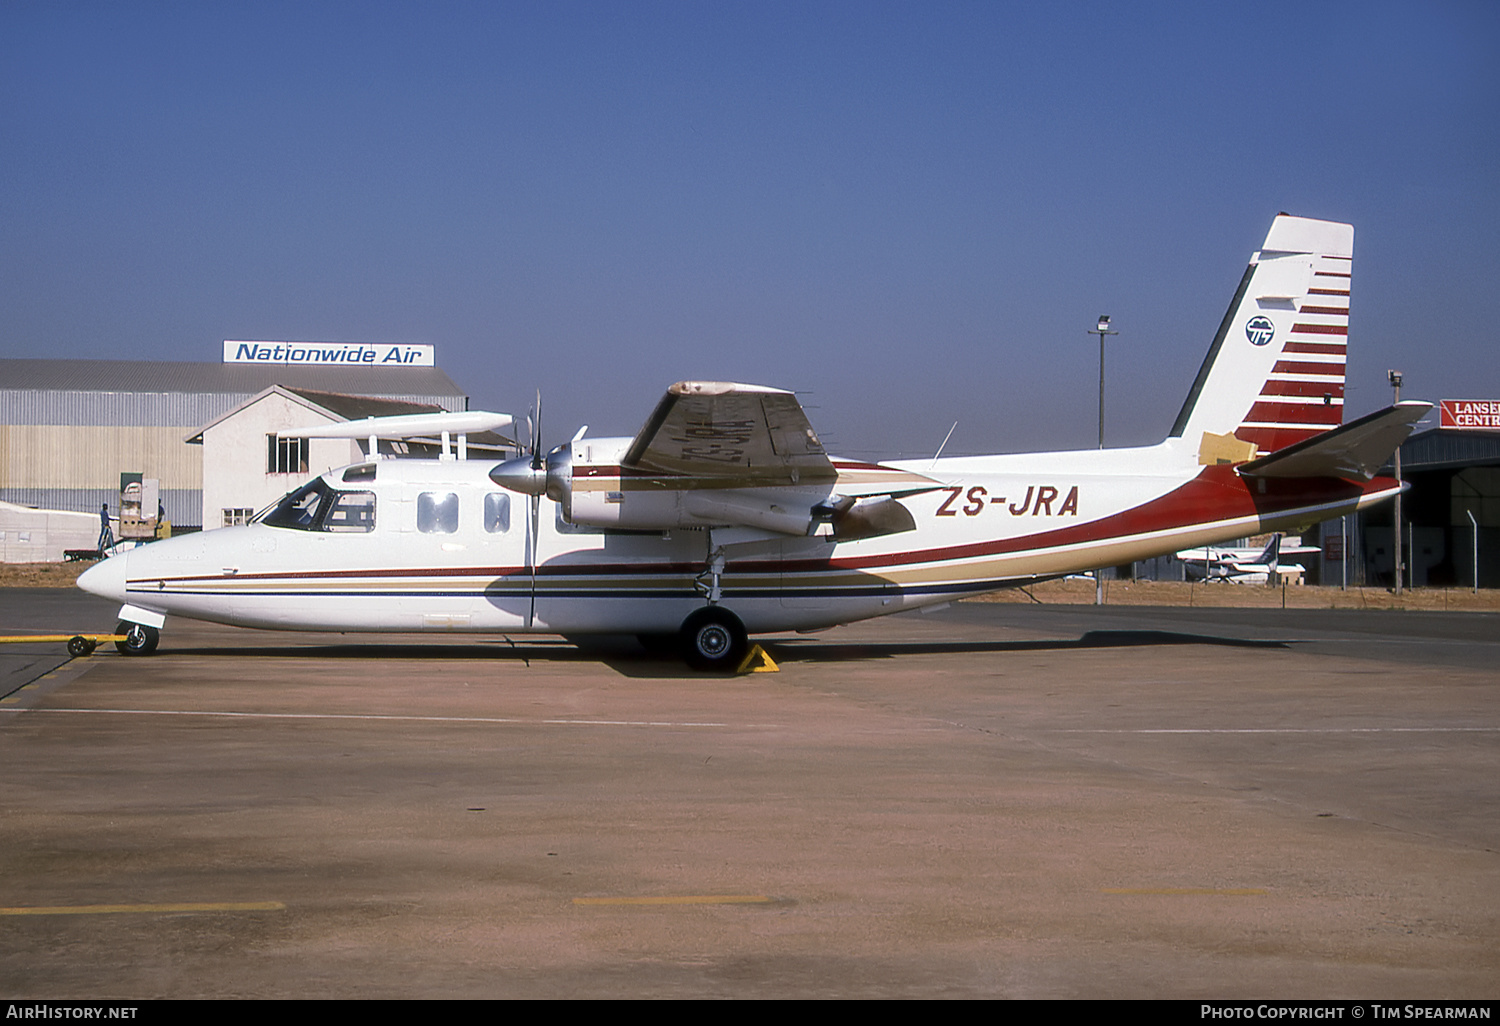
[573,895,771,906]
[0,901,285,916]
[0,635,125,644]
[1101,888,1265,896]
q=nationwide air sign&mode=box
[1439,400,1500,430]
[223,341,435,367]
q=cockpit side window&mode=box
[324,491,376,532]
[261,480,377,533]
[262,480,331,530]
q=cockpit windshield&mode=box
[259,479,376,532]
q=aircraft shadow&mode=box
[151,629,1289,680]
[754,629,1289,668]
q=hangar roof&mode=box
[185,386,448,441]
[185,384,511,454]
[1,358,468,426]
[281,388,444,421]
[1384,429,1500,473]
[0,358,466,400]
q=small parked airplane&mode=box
[79,214,1429,668]
[1175,533,1318,584]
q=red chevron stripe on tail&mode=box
[1170,215,1352,459]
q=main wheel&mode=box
[679,607,748,672]
[115,621,159,656]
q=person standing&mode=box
[98,503,114,556]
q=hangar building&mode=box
[1351,427,1500,589]
[188,385,509,530]
[0,358,467,532]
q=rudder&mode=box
[1171,214,1352,461]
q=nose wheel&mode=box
[680,607,748,672]
[115,621,159,656]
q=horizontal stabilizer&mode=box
[1237,402,1431,481]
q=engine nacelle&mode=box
[566,482,819,535]
[495,437,918,540]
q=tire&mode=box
[115,621,159,656]
[679,608,748,672]
[67,636,94,657]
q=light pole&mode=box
[1388,370,1403,595]
[1468,509,1479,594]
[1087,316,1118,605]
[1087,316,1118,450]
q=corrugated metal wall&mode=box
[1,376,470,534]
[0,387,465,426]
[0,390,217,527]
[0,487,200,527]
[2,426,202,488]
[0,389,230,427]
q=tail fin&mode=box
[1170,214,1352,460]
[1256,533,1282,569]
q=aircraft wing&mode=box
[1237,402,1431,481]
[622,381,838,487]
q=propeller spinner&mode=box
[488,390,573,504]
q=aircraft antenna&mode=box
[929,422,958,469]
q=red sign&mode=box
[1440,400,1500,430]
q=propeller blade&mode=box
[530,389,543,469]
[528,485,541,627]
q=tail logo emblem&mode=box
[1245,316,1275,346]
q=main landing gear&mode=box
[679,607,748,672]
[115,621,159,656]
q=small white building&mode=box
[189,386,510,529]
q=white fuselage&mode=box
[80,437,1398,638]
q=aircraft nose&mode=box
[77,551,129,603]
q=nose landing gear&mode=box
[115,621,160,656]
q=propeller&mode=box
[488,390,577,627]
[489,390,575,504]
[526,391,541,627]
[491,390,548,496]
[529,388,542,470]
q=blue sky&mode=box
[3,1,1496,457]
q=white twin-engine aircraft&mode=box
[80,215,1428,669]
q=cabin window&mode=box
[267,435,310,474]
[417,491,459,534]
[484,493,511,533]
[324,491,376,532]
